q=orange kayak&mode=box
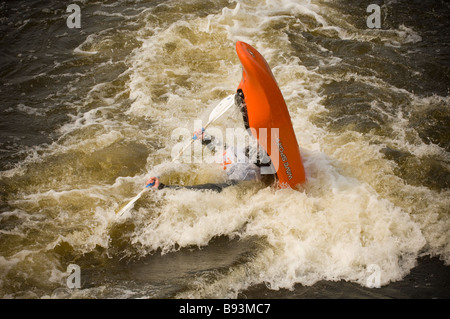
[235,41,306,188]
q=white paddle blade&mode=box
[207,94,235,125]
[117,188,147,217]
[172,94,235,163]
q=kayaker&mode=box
[146,92,277,192]
[146,128,276,192]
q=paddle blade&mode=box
[207,94,235,125]
[117,188,147,217]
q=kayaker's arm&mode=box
[145,176,237,192]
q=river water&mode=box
[0,0,449,299]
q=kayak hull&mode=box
[235,41,306,188]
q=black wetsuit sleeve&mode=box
[156,181,238,193]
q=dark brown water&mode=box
[0,0,449,299]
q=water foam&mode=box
[1,0,447,298]
[115,0,443,296]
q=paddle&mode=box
[116,94,235,217]
[172,94,235,162]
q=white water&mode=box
[0,0,448,298]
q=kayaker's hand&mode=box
[193,128,205,140]
[146,176,160,189]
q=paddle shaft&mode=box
[171,120,213,163]
[117,95,235,217]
